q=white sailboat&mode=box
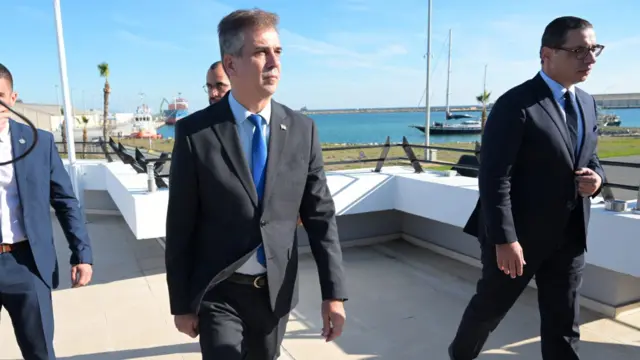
[443,29,474,121]
[412,29,482,135]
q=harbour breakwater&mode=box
[300,106,486,115]
[299,105,637,116]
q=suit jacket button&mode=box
[260,220,267,227]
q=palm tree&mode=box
[476,90,491,134]
[81,115,89,158]
[60,107,67,154]
[474,90,492,157]
[97,62,110,141]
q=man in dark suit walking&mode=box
[0,63,93,360]
[165,8,347,359]
[448,16,606,360]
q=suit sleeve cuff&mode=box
[321,287,348,302]
[488,232,518,245]
[70,251,93,265]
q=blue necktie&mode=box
[247,114,267,267]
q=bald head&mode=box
[206,61,230,104]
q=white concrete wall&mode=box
[72,162,640,278]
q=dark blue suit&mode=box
[0,119,92,360]
[450,73,606,360]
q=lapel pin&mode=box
[280,124,287,130]
[18,138,25,144]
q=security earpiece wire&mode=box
[0,98,39,165]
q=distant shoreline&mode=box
[299,105,639,115]
[300,106,484,115]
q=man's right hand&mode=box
[174,314,199,338]
[495,242,526,278]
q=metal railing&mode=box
[55,136,640,211]
[599,160,640,194]
[322,136,405,171]
[324,136,639,212]
[57,137,170,190]
[55,141,110,157]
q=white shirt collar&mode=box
[228,91,271,126]
[0,121,10,142]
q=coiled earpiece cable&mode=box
[0,98,39,166]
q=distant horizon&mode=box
[16,90,638,114]
[299,104,486,111]
[15,99,485,114]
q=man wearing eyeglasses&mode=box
[204,61,230,105]
[448,16,606,360]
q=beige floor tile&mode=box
[1,217,638,360]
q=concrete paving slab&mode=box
[0,215,638,359]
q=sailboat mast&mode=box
[424,0,432,160]
[445,29,452,116]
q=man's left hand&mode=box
[71,264,93,288]
[575,168,602,197]
[320,299,345,342]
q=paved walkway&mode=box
[1,215,640,359]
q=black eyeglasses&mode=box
[555,44,605,60]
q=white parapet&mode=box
[94,162,640,278]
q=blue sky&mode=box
[4,0,640,113]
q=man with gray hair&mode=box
[204,61,230,105]
[165,8,348,359]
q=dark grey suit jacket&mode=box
[165,92,347,317]
[464,73,606,258]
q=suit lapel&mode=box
[575,90,594,167]
[210,102,259,207]
[534,74,575,164]
[9,120,29,193]
[263,101,290,206]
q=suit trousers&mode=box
[0,242,55,360]
[198,279,289,360]
[449,207,585,360]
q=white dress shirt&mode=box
[227,91,271,275]
[0,125,27,244]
